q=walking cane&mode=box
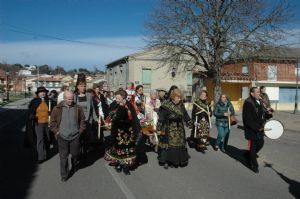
[207,105,212,128]
[48,99,51,127]
[228,107,231,130]
[194,116,198,138]
[98,105,102,139]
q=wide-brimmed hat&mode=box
[35,86,49,94]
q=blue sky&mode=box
[0,0,157,70]
[0,0,300,70]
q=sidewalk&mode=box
[2,98,32,109]
[235,111,300,132]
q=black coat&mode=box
[110,101,141,137]
[24,97,56,148]
[242,96,265,140]
[93,94,109,119]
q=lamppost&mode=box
[294,60,299,114]
[37,65,39,87]
[171,67,176,78]
[24,77,27,98]
[6,70,9,101]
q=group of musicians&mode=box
[26,74,273,181]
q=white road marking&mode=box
[104,164,136,199]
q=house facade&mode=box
[106,48,205,101]
[210,47,300,111]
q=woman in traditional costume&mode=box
[156,88,192,169]
[191,90,212,153]
[144,89,161,147]
[105,90,141,175]
[134,85,146,115]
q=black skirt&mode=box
[158,147,190,165]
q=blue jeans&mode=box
[216,126,229,150]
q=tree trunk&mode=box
[213,66,222,103]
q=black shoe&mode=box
[138,158,148,166]
[115,165,122,173]
[213,145,219,151]
[163,163,168,169]
[179,162,188,167]
[199,148,206,154]
[61,177,68,182]
[37,159,45,164]
[252,167,259,173]
[69,166,78,177]
[158,161,164,166]
[123,166,130,175]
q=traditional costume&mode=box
[105,101,141,174]
[191,99,212,152]
[156,100,192,167]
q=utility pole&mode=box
[6,70,9,101]
[24,77,27,98]
[294,60,299,114]
[37,65,39,87]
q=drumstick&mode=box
[48,99,51,127]
[154,132,159,152]
[228,107,230,130]
[207,105,212,128]
[194,116,198,138]
[98,105,101,139]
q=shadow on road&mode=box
[225,145,252,170]
[77,141,106,170]
[264,162,300,199]
[0,109,39,199]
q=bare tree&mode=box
[146,0,293,101]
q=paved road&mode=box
[0,102,299,199]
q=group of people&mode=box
[25,73,273,181]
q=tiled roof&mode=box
[38,77,62,82]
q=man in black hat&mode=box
[26,86,54,163]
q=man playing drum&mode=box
[242,87,266,173]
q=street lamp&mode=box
[171,67,176,78]
[37,65,39,87]
[294,60,299,114]
[24,77,27,98]
[6,70,9,101]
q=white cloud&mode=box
[0,36,146,70]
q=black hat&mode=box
[35,86,49,94]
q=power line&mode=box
[0,22,145,50]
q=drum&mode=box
[264,119,284,139]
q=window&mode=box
[267,65,277,81]
[142,69,152,85]
[241,87,249,99]
[242,65,249,74]
[279,87,298,103]
[186,70,192,85]
[295,66,300,76]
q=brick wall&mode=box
[223,61,297,81]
